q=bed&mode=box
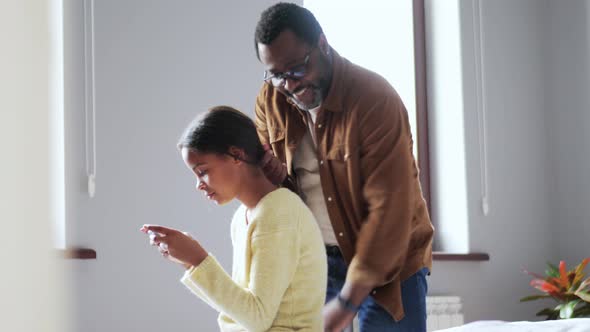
[435,318,590,332]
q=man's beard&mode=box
[287,52,333,111]
[287,85,324,111]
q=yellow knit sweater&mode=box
[181,188,327,332]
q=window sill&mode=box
[59,248,96,259]
[433,252,489,261]
[57,249,488,261]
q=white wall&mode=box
[64,1,290,331]
[427,0,590,322]
[545,0,590,264]
[1,1,67,331]
[426,0,556,322]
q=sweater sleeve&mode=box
[180,224,299,332]
[180,262,217,308]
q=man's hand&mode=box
[260,144,287,185]
[323,280,374,331]
[141,224,208,269]
[323,297,357,332]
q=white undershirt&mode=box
[292,106,338,245]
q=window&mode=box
[305,0,431,210]
[50,0,65,249]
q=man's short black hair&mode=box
[254,2,323,59]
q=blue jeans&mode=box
[326,246,429,332]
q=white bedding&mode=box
[435,318,590,332]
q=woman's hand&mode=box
[140,224,208,269]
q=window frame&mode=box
[413,0,432,214]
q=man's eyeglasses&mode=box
[263,51,312,87]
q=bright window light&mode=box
[50,0,65,248]
[305,0,417,155]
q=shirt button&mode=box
[372,290,377,295]
[338,232,343,237]
[319,160,324,165]
[318,124,323,128]
[327,197,332,202]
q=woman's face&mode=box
[181,147,241,205]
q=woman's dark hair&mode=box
[254,2,323,59]
[178,106,265,165]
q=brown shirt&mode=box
[254,49,434,321]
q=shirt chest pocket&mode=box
[324,145,359,220]
[325,145,350,185]
[268,127,287,162]
[325,145,360,183]
[269,127,285,144]
[326,145,351,162]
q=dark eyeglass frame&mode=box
[263,50,312,87]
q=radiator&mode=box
[427,296,464,331]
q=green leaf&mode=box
[520,295,551,302]
[573,258,590,277]
[574,304,590,317]
[547,262,560,278]
[572,272,587,289]
[575,291,590,302]
[536,307,558,319]
[570,258,589,290]
[577,278,590,293]
[559,300,580,319]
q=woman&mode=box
[141,106,327,332]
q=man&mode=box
[253,3,434,331]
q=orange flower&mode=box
[521,258,590,320]
[530,279,560,293]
